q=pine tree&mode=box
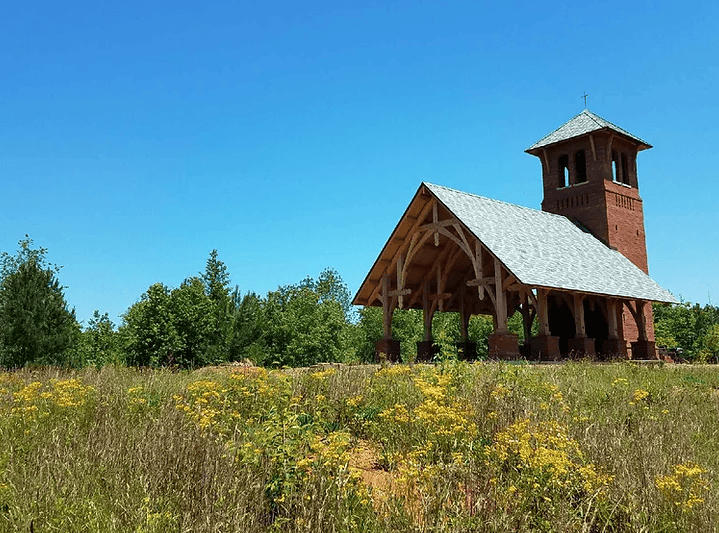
[0,237,77,367]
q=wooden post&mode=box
[573,294,586,338]
[607,299,619,340]
[459,284,469,341]
[520,292,532,344]
[382,275,393,340]
[537,288,550,336]
[494,257,508,334]
[423,280,433,341]
[636,300,648,341]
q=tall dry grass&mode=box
[0,361,717,532]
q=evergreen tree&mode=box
[0,237,77,367]
[201,249,234,360]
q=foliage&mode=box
[259,285,351,367]
[230,290,266,361]
[121,278,222,368]
[69,310,119,368]
[0,237,77,368]
[653,302,719,360]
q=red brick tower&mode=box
[526,110,655,347]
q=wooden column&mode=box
[376,274,401,362]
[531,288,560,360]
[631,300,657,360]
[568,293,594,357]
[636,300,648,341]
[573,294,586,338]
[607,299,619,340]
[537,288,550,336]
[494,257,508,334]
[487,258,518,359]
[599,298,626,359]
[422,281,433,342]
[457,283,476,360]
[381,275,393,340]
[416,280,438,361]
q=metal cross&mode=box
[581,92,588,108]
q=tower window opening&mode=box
[558,155,569,188]
[575,150,587,183]
[611,151,619,182]
[621,153,630,185]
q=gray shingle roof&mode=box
[425,182,676,303]
[526,109,652,152]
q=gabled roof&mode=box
[526,109,652,152]
[425,183,676,303]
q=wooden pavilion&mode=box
[352,182,676,361]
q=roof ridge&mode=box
[423,181,570,221]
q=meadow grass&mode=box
[0,361,718,532]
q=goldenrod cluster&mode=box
[485,418,612,502]
[1,376,95,421]
[655,462,709,511]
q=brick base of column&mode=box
[416,341,439,362]
[456,342,477,361]
[599,339,627,360]
[519,343,532,360]
[567,337,595,358]
[488,333,520,360]
[530,335,561,361]
[375,339,401,363]
[631,340,657,360]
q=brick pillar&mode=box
[531,335,561,361]
[488,333,520,360]
[375,339,401,363]
[567,337,596,358]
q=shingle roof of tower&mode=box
[526,109,652,152]
[425,182,676,303]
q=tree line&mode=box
[1,237,717,368]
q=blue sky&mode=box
[2,0,717,326]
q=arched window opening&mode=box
[558,155,569,188]
[611,151,619,182]
[575,150,587,184]
[621,153,630,185]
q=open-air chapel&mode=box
[352,110,677,361]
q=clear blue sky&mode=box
[2,0,717,326]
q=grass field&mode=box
[1,361,718,532]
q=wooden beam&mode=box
[389,289,412,297]
[466,277,495,287]
[419,219,457,233]
[429,293,452,300]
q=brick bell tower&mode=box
[526,109,655,350]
